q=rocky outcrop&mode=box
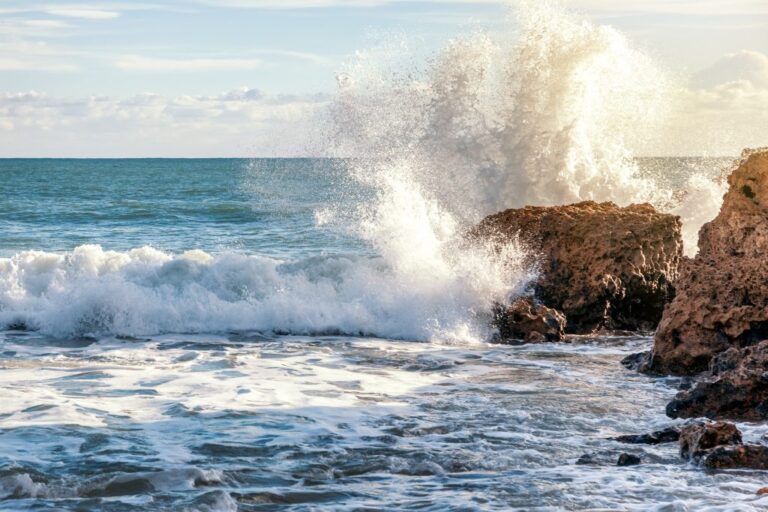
[647,149,768,375]
[679,422,742,460]
[667,340,768,421]
[674,421,768,470]
[701,444,768,470]
[474,201,682,334]
[492,297,566,343]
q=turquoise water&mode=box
[0,159,361,258]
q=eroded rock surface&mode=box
[492,297,566,344]
[679,422,742,460]
[701,445,768,470]
[667,340,768,421]
[474,201,682,334]
[648,149,768,375]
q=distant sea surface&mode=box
[2,157,765,512]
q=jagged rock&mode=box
[667,340,768,421]
[613,427,680,445]
[473,201,682,334]
[492,297,566,343]
[679,422,742,460]
[701,444,768,470]
[647,149,768,375]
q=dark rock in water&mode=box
[575,454,597,465]
[576,451,645,466]
[647,148,768,375]
[621,351,651,371]
[667,340,768,421]
[679,422,742,460]
[492,297,566,344]
[701,444,768,470]
[616,453,641,466]
[472,201,682,334]
[613,427,680,445]
[757,487,768,496]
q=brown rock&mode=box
[493,297,566,343]
[679,422,742,460]
[757,487,768,496]
[667,340,768,421]
[701,444,768,470]
[648,148,768,375]
[473,201,682,333]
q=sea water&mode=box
[0,157,762,512]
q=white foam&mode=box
[0,244,528,340]
[327,1,726,256]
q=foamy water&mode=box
[0,2,751,510]
[2,333,768,511]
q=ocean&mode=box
[1,157,765,511]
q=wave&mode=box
[326,0,726,254]
[0,244,528,340]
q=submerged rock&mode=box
[679,422,742,460]
[616,453,641,466]
[492,297,566,344]
[474,201,682,334]
[613,427,680,445]
[575,451,644,466]
[648,149,768,375]
[667,340,768,421]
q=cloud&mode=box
[641,50,768,156]
[0,88,329,156]
[115,55,264,71]
[45,8,121,19]
[0,58,78,72]
[691,50,768,90]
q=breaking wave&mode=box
[0,2,728,339]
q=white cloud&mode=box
[691,50,768,90]
[0,88,328,156]
[642,50,768,156]
[45,8,121,19]
[0,57,78,72]
[116,55,264,71]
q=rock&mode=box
[647,148,768,375]
[679,422,742,460]
[616,453,641,466]
[667,340,768,421]
[473,201,682,333]
[757,487,768,496]
[701,444,768,470]
[620,351,651,371]
[492,297,566,343]
[613,427,680,445]
[576,451,643,466]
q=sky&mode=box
[1,0,767,157]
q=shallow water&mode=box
[1,331,767,511]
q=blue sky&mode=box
[1,0,767,156]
